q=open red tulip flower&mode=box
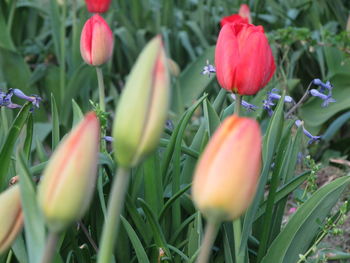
[85,0,111,13]
[215,23,276,95]
[80,14,114,66]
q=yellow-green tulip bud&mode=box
[113,36,170,167]
[37,112,100,233]
[0,185,23,254]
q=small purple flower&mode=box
[295,120,321,144]
[309,89,336,107]
[0,90,21,109]
[103,136,114,142]
[263,89,294,116]
[231,94,258,112]
[312,79,333,93]
[12,89,42,109]
[201,60,216,77]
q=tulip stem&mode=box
[40,232,59,263]
[97,167,130,263]
[96,67,106,112]
[233,218,245,263]
[196,221,219,263]
[234,94,242,116]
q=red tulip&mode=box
[215,23,276,95]
[192,115,261,221]
[80,14,114,66]
[85,0,111,13]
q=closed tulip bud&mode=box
[192,115,261,222]
[85,0,111,13]
[0,185,23,254]
[37,112,100,233]
[347,15,350,32]
[113,36,170,167]
[80,14,114,66]
[215,23,275,95]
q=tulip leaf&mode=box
[241,95,285,254]
[71,99,84,127]
[255,171,311,220]
[17,152,46,263]
[261,176,350,263]
[12,235,29,263]
[120,216,150,263]
[322,110,350,142]
[178,46,215,109]
[203,99,221,137]
[137,198,171,258]
[0,103,31,191]
[0,47,32,93]
[0,8,15,51]
[23,115,34,160]
[51,94,60,150]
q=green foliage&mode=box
[0,0,350,262]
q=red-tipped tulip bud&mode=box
[0,185,23,254]
[215,23,276,95]
[80,14,114,66]
[85,0,111,13]
[113,36,170,167]
[239,4,252,24]
[37,113,100,233]
[192,115,261,222]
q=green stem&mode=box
[96,67,106,112]
[196,221,219,263]
[233,218,244,263]
[59,0,66,106]
[234,94,242,116]
[5,250,13,263]
[40,232,59,263]
[97,167,130,263]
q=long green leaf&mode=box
[17,152,46,263]
[261,176,350,263]
[120,216,150,263]
[0,103,31,191]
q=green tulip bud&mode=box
[113,36,170,167]
[37,112,100,233]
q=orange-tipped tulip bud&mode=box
[85,0,111,13]
[215,23,276,95]
[0,185,23,254]
[113,36,170,168]
[239,4,252,24]
[192,115,261,222]
[80,14,114,66]
[37,112,100,233]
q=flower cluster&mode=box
[0,89,41,111]
[310,79,336,107]
[263,89,294,116]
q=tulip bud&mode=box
[113,36,170,168]
[238,4,252,24]
[37,112,100,233]
[0,185,23,254]
[347,15,350,32]
[215,23,276,95]
[192,115,261,222]
[80,14,114,66]
[85,0,111,13]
